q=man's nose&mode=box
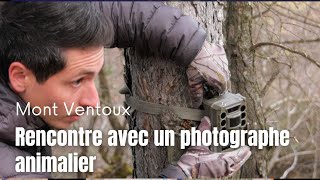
[79,82,100,107]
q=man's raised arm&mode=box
[96,2,231,107]
[96,2,207,67]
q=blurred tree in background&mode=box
[250,2,320,178]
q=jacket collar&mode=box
[0,78,47,145]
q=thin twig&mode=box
[306,2,320,13]
[290,102,313,132]
[282,26,305,41]
[252,2,277,19]
[260,69,280,97]
[280,146,298,178]
[275,3,320,25]
[280,38,320,44]
[264,97,316,118]
[271,6,320,29]
[282,22,319,37]
[255,53,292,68]
[250,42,320,69]
[268,146,282,173]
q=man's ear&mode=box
[8,62,34,93]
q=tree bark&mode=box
[124,2,225,177]
[225,2,267,178]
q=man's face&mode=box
[20,46,104,129]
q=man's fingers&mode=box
[190,84,203,108]
[234,146,251,168]
[222,146,251,173]
[197,116,211,132]
[186,65,205,108]
[237,146,251,162]
[196,146,251,178]
[187,116,212,152]
[204,75,224,94]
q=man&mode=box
[0,2,251,178]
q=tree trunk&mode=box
[225,2,267,178]
[124,2,225,177]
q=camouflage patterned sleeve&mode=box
[159,165,186,178]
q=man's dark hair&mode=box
[0,2,113,83]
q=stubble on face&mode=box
[21,46,105,129]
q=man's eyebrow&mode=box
[76,70,96,76]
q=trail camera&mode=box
[203,91,247,152]
[120,83,247,152]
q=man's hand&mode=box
[176,116,251,178]
[187,41,231,108]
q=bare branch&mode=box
[280,38,320,44]
[306,2,320,14]
[260,69,280,97]
[275,4,320,25]
[281,72,309,96]
[255,53,292,67]
[252,2,277,19]
[250,42,320,69]
[282,26,305,41]
[280,146,298,179]
[290,102,313,132]
[264,97,318,118]
[282,22,319,37]
[270,6,320,29]
[253,21,264,43]
[268,146,282,173]
[278,150,318,162]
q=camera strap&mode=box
[120,85,204,121]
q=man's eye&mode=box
[72,78,83,87]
